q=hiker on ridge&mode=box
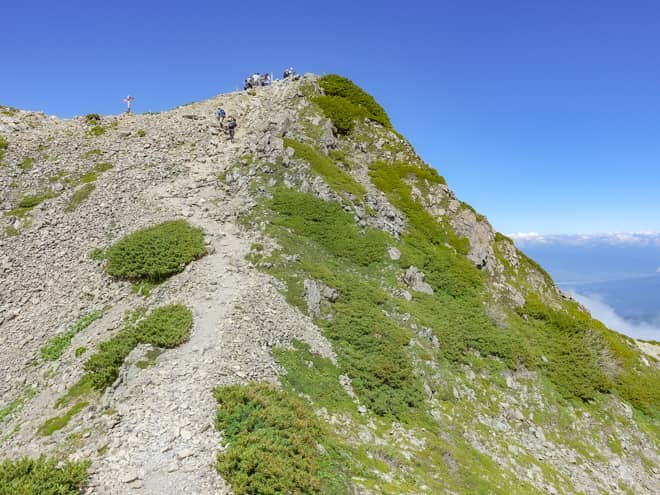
[216,107,226,126]
[226,116,237,142]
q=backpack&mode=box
[217,108,225,118]
[228,119,236,129]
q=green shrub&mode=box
[74,347,87,358]
[65,183,95,212]
[83,329,138,389]
[270,189,387,267]
[313,95,365,134]
[81,304,192,391]
[274,340,355,413]
[283,138,365,199]
[84,113,101,124]
[136,129,146,137]
[0,456,89,495]
[520,295,612,401]
[40,311,103,361]
[318,74,391,128]
[136,304,193,348]
[105,220,206,281]
[267,190,424,418]
[214,383,348,495]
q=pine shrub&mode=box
[214,383,347,495]
[105,220,206,281]
[317,74,391,128]
[0,456,89,495]
[82,304,192,390]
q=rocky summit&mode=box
[0,74,658,495]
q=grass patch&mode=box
[79,171,97,183]
[274,340,355,413]
[214,382,349,495]
[17,192,57,209]
[40,310,103,361]
[0,456,89,495]
[93,161,113,173]
[4,225,19,237]
[88,125,106,137]
[136,128,146,137]
[0,135,7,162]
[19,157,34,170]
[82,149,102,159]
[135,347,163,369]
[88,247,106,260]
[283,138,365,200]
[105,220,206,282]
[74,347,87,358]
[270,188,387,267]
[37,401,88,436]
[65,183,95,212]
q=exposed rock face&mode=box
[0,78,658,495]
[304,278,339,318]
[403,266,434,295]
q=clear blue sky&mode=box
[3,0,659,235]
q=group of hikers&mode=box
[215,108,237,141]
[243,67,298,89]
[218,67,299,141]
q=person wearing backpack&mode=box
[216,107,226,126]
[226,116,237,142]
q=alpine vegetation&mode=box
[0,72,657,495]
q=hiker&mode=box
[226,116,237,141]
[283,67,294,79]
[262,73,271,86]
[123,95,134,114]
[216,107,226,126]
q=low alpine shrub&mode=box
[81,304,192,391]
[214,383,348,495]
[105,220,206,281]
[318,74,391,128]
[0,456,89,495]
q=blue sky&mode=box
[2,0,659,235]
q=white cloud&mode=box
[508,232,660,248]
[569,291,660,341]
[507,232,547,244]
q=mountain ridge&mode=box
[0,74,658,494]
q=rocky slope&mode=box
[0,75,658,495]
